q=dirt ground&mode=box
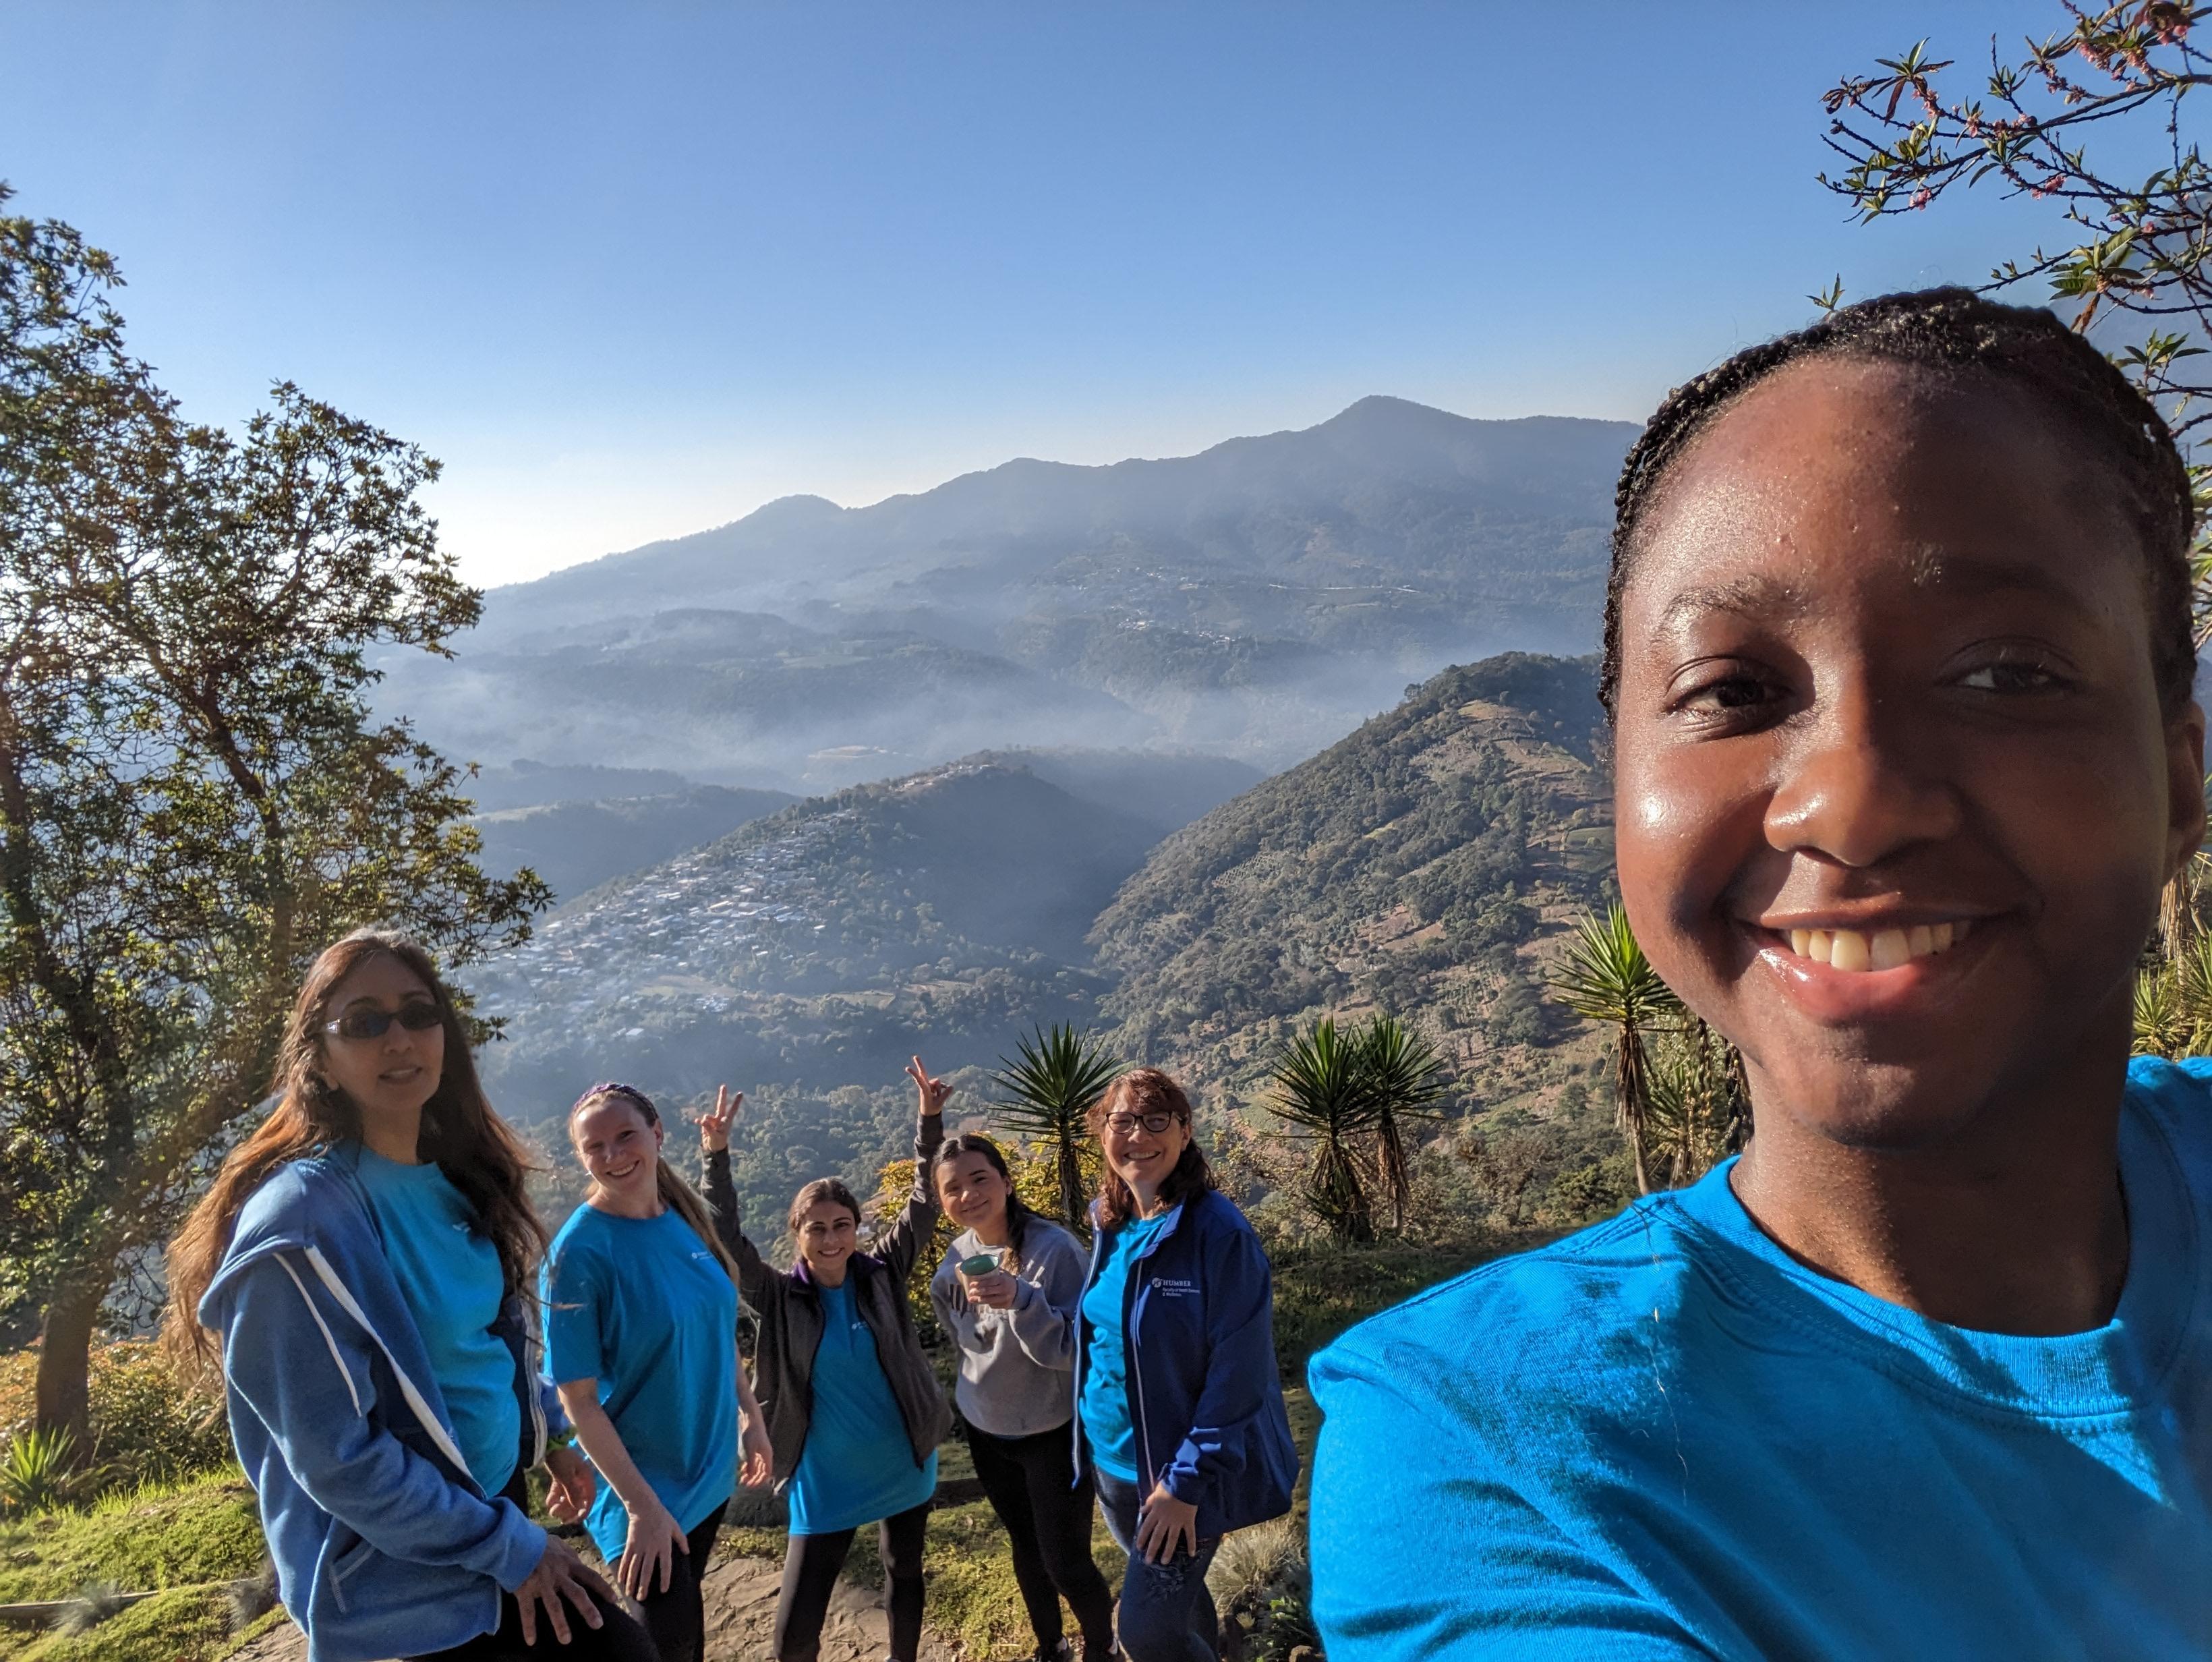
[229,1548,953,1661]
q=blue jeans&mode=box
[1093,1467,1220,1662]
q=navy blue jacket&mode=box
[1072,1187,1299,1538]
[199,1147,564,1662]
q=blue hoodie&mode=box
[1071,1187,1298,1539]
[200,1148,564,1662]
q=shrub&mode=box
[1,1425,91,1513]
[0,1341,233,1499]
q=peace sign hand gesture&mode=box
[696,1085,743,1154]
[906,1056,952,1118]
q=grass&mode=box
[0,1470,266,1662]
[1268,1228,1536,1377]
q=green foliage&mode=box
[1820,5,2212,621]
[1546,906,1683,1195]
[990,1024,1125,1231]
[0,1426,85,1514]
[1356,1013,1447,1229]
[1270,1019,1381,1244]
[2134,933,2212,1057]
[0,1342,231,1497]
[0,187,547,1437]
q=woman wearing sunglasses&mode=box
[167,927,657,1662]
[1074,1069,1298,1662]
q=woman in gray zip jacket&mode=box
[699,1058,952,1662]
[929,1134,1117,1662]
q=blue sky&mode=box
[2,2,2060,586]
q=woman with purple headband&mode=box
[542,1081,774,1662]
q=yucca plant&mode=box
[0,1425,85,1514]
[1546,905,1683,1196]
[1351,1013,1446,1230]
[993,1024,1125,1232]
[1643,1020,1738,1189]
[2134,965,2188,1058]
[1270,1018,1378,1243]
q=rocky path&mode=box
[231,1549,952,1661]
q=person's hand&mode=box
[906,1056,952,1118]
[738,1408,772,1489]
[515,1536,612,1646]
[1133,1483,1198,1565]
[963,1266,1018,1309]
[543,1444,595,1524]
[617,1495,688,1600]
[696,1084,743,1154]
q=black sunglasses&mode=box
[322,1002,444,1041]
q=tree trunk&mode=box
[33,1276,101,1450]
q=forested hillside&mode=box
[467,656,1631,1238]
[1094,654,1619,1125]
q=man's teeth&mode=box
[1788,921,1970,971]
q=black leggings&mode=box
[635,1501,728,1662]
[409,1474,658,1662]
[772,1499,931,1662]
[967,1420,1116,1657]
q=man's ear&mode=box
[2164,701,2207,882]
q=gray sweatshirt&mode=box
[928,1215,1088,1438]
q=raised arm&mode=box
[876,1056,950,1284]
[695,1085,772,1297]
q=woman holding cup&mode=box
[928,1136,1117,1662]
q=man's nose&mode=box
[1764,690,1961,867]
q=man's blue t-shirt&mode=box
[1309,1055,2212,1661]
[787,1278,937,1535]
[353,1147,520,1497]
[542,1204,740,1562]
[1078,1213,1169,1481]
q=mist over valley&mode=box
[438,398,1637,1226]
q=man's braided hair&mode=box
[1600,286,2196,719]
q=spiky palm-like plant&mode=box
[1271,1018,1377,1243]
[1546,906,1682,1196]
[2134,965,2188,1059]
[992,1025,1125,1232]
[1351,1014,1446,1230]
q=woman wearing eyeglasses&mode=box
[1074,1069,1299,1662]
[166,927,657,1662]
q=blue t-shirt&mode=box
[1309,1055,2212,1661]
[542,1204,740,1563]
[1078,1213,1169,1481]
[353,1147,520,1497]
[788,1279,937,1535]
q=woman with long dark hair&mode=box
[167,927,655,1662]
[1074,1068,1298,1662]
[544,1082,774,1662]
[699,1058,952,1662]
[928,1133,1117,1662]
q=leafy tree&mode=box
[0,187,546,1442]
[1350,1013,1447,1230]
[1545,907,1681,1195]
[1269,1019,1378,1244]
[991,1024,1124,1232]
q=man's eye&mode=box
[1957,659,2064,693]
[1677,673,1774,713]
